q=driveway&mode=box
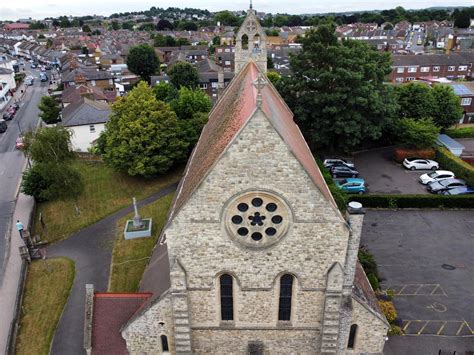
[48,183,177,355]
[361,210,474,354]
[354,148,430,194]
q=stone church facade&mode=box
[87,7,388,355]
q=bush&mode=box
[396,117,440,149]
[349,194,474,208]
[388,325,404,335]
[436,147,474,186]
[367,273,380,291]
[444,127,474,138]
[393,148,435,163]
[378,300,397,323]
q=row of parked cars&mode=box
[0,103,20,133]
[323,158,366,194]
[403,157,474,195]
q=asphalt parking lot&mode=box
[353,148,432,194]
[361,210,474,354]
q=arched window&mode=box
[220,274,234,321]
[253,34,261,50]
[278,274,294,321]
[241,34,249,50]
[347,324,358,349]
[161,335,169,352]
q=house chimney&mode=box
[217,68,224,99]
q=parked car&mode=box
[403,157,439,171]
[419,170,455,185]
[40,73,48,82]
[30,63,37,69]
[0,119,7,133]
[2,111,13,121]
[323,158,355,169]
[427,178,466,194]
[331,166,359,178]
[440,186,474,196]
[15,136,25,149]
[335,178,366,194]
[11,103,19,111]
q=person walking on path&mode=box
[15,220,24,239]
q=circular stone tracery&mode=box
[224,191,291,248]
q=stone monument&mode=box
[123,197,153,240]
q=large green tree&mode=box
[38,96,61,124]
[21,126,83,201]
[126,44,160,82]
[167,61,200,89]
[170,87,212,120]
[430,85,463,128]
[394,83,435,120]
[99,82,188,177]
[397,118,440,149]
[278,24,397,152]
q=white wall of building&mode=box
[0,72,16,91]
[68,123,105,152]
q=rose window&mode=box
[224,192,291,248]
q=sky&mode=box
[0,0,472,21]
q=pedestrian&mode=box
[16,220,24,238]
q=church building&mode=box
[85,6,388,355]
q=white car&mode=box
[403,157,439,171]
[419,170,455,185]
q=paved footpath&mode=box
[0,193,34,354]
[48,183,177,355]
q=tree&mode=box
[168,61,199,89]
[153,82,177,102]
[397,118,440,149]
[156,19,174,31]
[395,83,435,120]
[453,8,471,28]
[99,82,188,177]
[126,44,160,82]
[267,56,274,69]
[430,85,463,128]
[177,38,191,46]
[111,21,120,30]
[278,24,397,152]
[266,71,281,86]
[170,87,212,120]
[21,126,83,201]
[214,11,240,26]
[82,24,91,32]
[38,96,61,124]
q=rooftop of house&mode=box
[62,84,116,104]
[392,52,474,67]
[91,293,151,354]
[61,97,111,127]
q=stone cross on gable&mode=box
[246,20,256,33]
[253,74,267,108]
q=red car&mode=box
[15,136,25,149]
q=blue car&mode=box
[440,186,474,195]
[335,178,366,194]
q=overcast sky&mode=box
[0,1,471,21]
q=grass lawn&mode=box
[15,258,75,355]
[33,161,182,244]
[109,192,174,292]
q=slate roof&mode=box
[61,97,111,127]
[61,68,113,83]
[0,67,13,75]
[62,85,115,104]
[91,293,151,354]
[392,53,473,67]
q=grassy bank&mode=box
[15,258,75,355]
[108,193,174,292]
[33,161,182,244]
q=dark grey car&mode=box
[427,178,466,194]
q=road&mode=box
[0,67,47,283]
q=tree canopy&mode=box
[397,118,440,149]
[99,82,188,177]
[38,96,61,124]
[278,24,397,153]
[168,61,200,89]
[126,44,160,82]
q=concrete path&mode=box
[0,193,35,354]
[48,183,178,355]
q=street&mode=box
[0,68,47,283]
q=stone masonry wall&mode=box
[123,294,175,354]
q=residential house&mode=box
[61,85,116,108]
[389,53,474,83]
[61,97,111,151]
[61,67,115,90]
[0,67,16,91]
[448,83,474,124]
[4,23,30,31]
[214,45,235,72]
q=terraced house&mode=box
[85,7,388,354]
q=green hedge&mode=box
[444,127,474,138]
[436,147,474,186]
[348,194,474,208]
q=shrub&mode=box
[393,148,435,163]
[367,273,380,291]
[444,127,474,139]
[388,325,404,335]
[378,300,397,323]
[396,117,440,149]
[348,194,474,208]
[436,147,474,186]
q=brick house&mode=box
[389,52,474,83]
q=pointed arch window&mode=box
[220,274,234,321]
[278,274,294,321]
[347,324,358,349]
[161,335,169,352]
[241,34,249,50]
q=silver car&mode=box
[427,178,466,194]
